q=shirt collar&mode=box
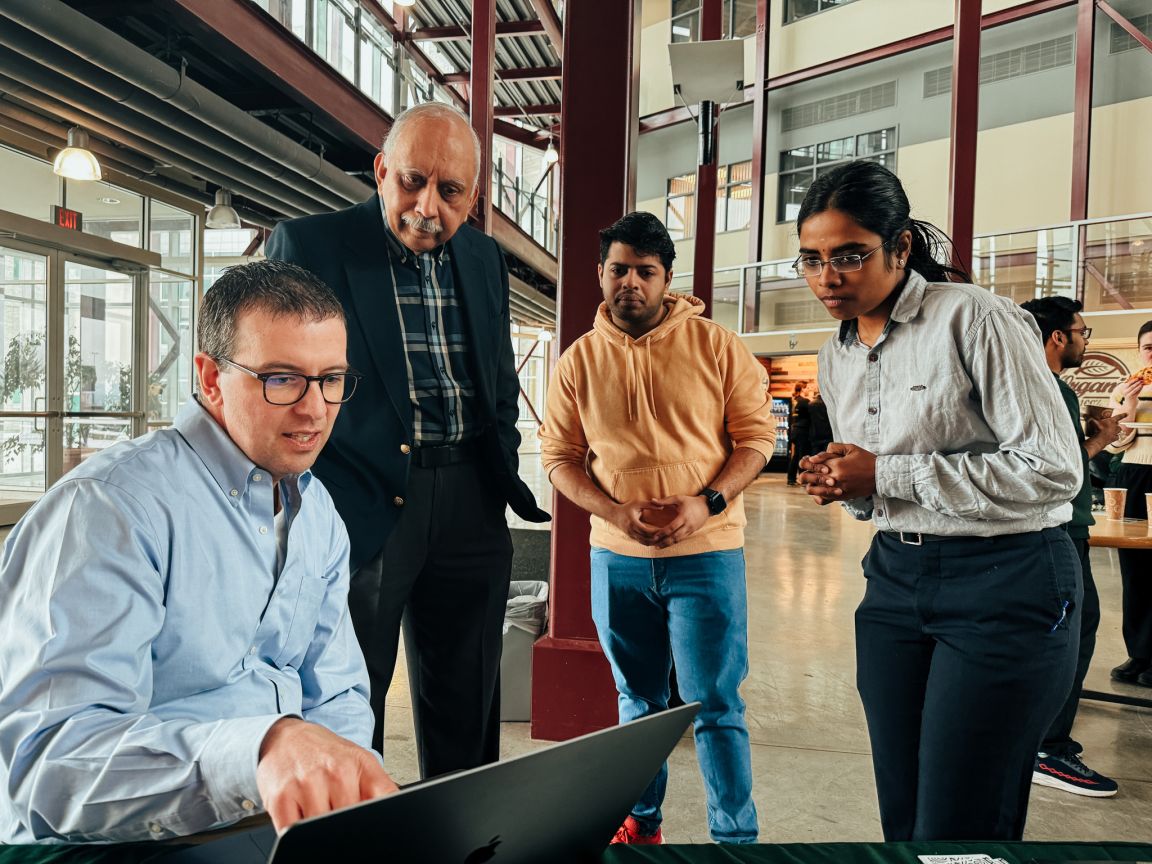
[378,197,450,266]
[174,398,312,506]
[836,269,929,345]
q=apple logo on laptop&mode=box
[464,835,502,863]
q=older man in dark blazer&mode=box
[266,102,548,779]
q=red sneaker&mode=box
[610,816,664,845]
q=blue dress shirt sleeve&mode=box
[0,479,284,842]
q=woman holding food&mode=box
[1107,321,1152,686]
[795,160,1083,841]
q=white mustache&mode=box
[402,213,443,234]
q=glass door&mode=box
[0,242,50,499]
[62,257,143,474]
[0,241,147,514]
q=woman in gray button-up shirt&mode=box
[795,161,1082,843]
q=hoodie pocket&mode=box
[608,460,707,505]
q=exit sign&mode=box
[52,206,83,231]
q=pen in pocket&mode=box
[1049,599,1070,633]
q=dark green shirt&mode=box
[1056,374,1095,538]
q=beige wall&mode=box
[974,114,1074,236]
[1090,96,1152,220]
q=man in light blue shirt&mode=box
[0,260,397,844]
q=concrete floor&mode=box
[381,458,1152,844]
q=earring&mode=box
[897,259,904,267]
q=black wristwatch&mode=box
[700,487,727,516]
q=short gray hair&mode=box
[199,260,345,361]
[381,102,481,191]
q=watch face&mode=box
[705,489,725,515]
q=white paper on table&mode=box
[917,856,1010,864]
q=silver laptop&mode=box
[163,703,698,864]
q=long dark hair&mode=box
[796,160,971,284]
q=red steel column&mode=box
[470,0,496,230]
[691,0,723,316]
[1070,0,1096,222]
[745,0,769,332]
[946,0,981,276]
[532,0,641,742]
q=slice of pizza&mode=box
[1127,366,1152,385]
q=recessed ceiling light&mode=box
[98,196,121,205]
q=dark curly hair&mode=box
[599,211,676,272]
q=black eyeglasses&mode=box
[216,357,361,405]
[793,245,885,277]
[1064,327,1093,341]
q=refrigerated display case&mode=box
[766,396,791,472]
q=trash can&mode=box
[500,580,549,721]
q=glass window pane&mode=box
[666,194,695,241]
[0,147,60,223]
[65,180,143,247]
[148,272,194,424]
[780,146,814,173]
[150,201,196,276]
[726,182,752,232]
[777,171,812,222]
[816,136,854,163]
[729,160,752,184]
[857,127,896,156]
[0,245,48,495]
[668,173,696,196]
[672,0,700,16]
[1081,217,1152,313]
[671,12,699,43]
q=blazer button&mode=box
[393,496,405,507]
[400,444,411,455]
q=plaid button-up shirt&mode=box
[381,205,478,445]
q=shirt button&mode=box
[876,508,885,517]
[400,444,411,455]
[393,496,405,507]
[149,823,163,835]
[259,526,268,535]
[253,473,263,482]
[241,799,256,812]
[869,353,879,362]
[867,407,878,415]
[249,646,257,655]
[230,489,239,497]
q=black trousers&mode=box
[1117,462,1152,660]
[347,459,513,779]
[786,433,810,484]
[1040,536,1099,754]
[856,528,1080,841]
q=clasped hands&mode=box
[610,494,711,549]
[797,442,878,505]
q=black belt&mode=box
[410,441,480,468]
[880,531,968,545]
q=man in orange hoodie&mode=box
[539,212,775,845]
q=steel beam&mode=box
[494,103,562,117]
[410,20,545,41]
[443,66,562,84]
[745,0,770,331]
[532,0,641,743]
[1071,0,1096,221]
[947,0,981,276]
[1098,0,1152,53]
[691,0,723,317]
[471,0,496,231]
[528,0,565,60]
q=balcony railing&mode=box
[671,213,1152,336]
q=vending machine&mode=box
[767,396,791,472]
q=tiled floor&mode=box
[380,454,1152,844]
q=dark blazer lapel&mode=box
[343,198,412,429]
[450,227,500,404]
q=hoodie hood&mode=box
[590,293,705,422]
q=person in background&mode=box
[1105,320,1152,687]
[785,381,811,486]
[808,390,833,457]
[1021,296,1125,797]
[0,261,395,842]
[540,212,774,845]
[796,160,1082,841]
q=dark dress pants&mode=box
[786,433,810,484]
[1040,536,1099,754]
[347,459,513,779]
[856,528,1080,841]
[1117,462,1152,660]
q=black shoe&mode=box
[1137,669,1152,688]
[1111,658,1151,683]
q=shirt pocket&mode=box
[274,576,330,668]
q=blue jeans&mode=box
[590,548,758,843]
